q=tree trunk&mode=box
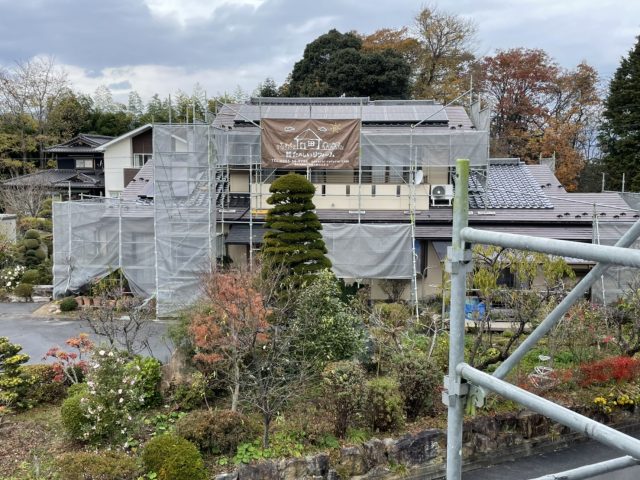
[231,360,240,412]
[262,414,271,448]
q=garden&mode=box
[4,175,640,479]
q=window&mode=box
[75,159,94,169]
[109,191,121,199]
[415,240,429,276]
[133,154,152,167]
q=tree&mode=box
[467,246,574,370]
[189,269,269,412]
[46,90,93,142]
[262,173,331,288]
[360,27,421,66]
[290,270,363,369]
[478,49,600,190]
[254,77,279,97]
[412,5,477,102]
[286,29,411,99]
[600,36,640,191]
[0,56,68,165]
[0,177,50,217]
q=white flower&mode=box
[130,380,135,385]
[119,397,124,403]
[108,351,114,357]
[6,282,10,287]
[99,350,106,356]
[118,389,122,394]
[127,415,132,421]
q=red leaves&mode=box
[579,356,640,386]
[43,334,93,384]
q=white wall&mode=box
[104,138,132,197]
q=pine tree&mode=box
[262,173,331,286]
[601,36,640,191]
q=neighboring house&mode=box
[52,97,638,314]
[2,133,112,198]
[95,124,153,198]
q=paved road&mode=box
[463,431,640,479]
[0,302,172,362]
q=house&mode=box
[2,133,112,198]
[52,97,637,314]
[95,124,153,198]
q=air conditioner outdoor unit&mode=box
[430,184,454,206]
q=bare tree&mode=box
[0,176,50,217]
[0,56,68,164]
[412,4,477,102]
[81,292,156,356]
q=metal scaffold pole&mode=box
[445,159,471,480]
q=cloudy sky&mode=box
[0,0,638,102]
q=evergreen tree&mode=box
[601,36,640,191]
[262,173,331,286]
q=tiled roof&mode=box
[468,161,554,209]
[2,169,104,188]
[45,134,113,153]
[121,161,154,202]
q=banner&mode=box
[261,118,360,169]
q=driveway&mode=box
[0,302,172,363]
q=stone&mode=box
[351,465,391,479]
[386,429,441,466]
[278,457,310,480]
[338,445,367,477]
[160,348,196,392]
[215,473,238,480]
[237,460,278,480]
[362,438,387,469]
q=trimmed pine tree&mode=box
[262,173,331,287]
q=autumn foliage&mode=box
[189,269,270,411]
[43,333,94,384]
[579,356,640,386]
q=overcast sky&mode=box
[0,0,638,103]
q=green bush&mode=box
[142,434,207,480]
[23,238,40,250]
[24,229,41,240]
[124,356,162,408]
[61,392,91,440]
[292,270,364,368]
[322,360,367,438]
[0,337,34,409]
[56,451,141,480]
[60,297,79,312]
[67,382,89,398]
[366,377,405,432]
[14,283,33,300]
[21,364,67,405]
[21,269,40,284]
[175,409,257,454]
[393,351,440,420]
[34,248,46,260]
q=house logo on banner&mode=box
[261,118,360,169]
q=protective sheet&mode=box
[217,128,488,167]
[592,221,640,304]
[153,124,215,316]
[53,200,155,298]
[322,223,412,279]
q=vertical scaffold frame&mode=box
[445,159,640,480]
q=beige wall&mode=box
[227,244,248,268]
[248,181,430,211]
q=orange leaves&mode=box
[189,269,270,367]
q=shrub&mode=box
[67,382,89,398]
[21,269,40,284]
[14,283,33,300]
[24,229,41,240]
[175,409,257,454]
[23,238,40,250]
[0,337,34,410]
[56,451,141,480]
[21,364,67,405]
[142,434,207,480]
[322,360,367,438]
[124,356,162,408]
[0,265,25,292]
[45,334,93,384]
[579,356,640,386]
[393,351,441,420]
[292,270,364,368]
[366,377,405,432]
[60,296,79,312]
[34,248,46,260]
[61,390,91,440]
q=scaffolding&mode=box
[53,100,490,316]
